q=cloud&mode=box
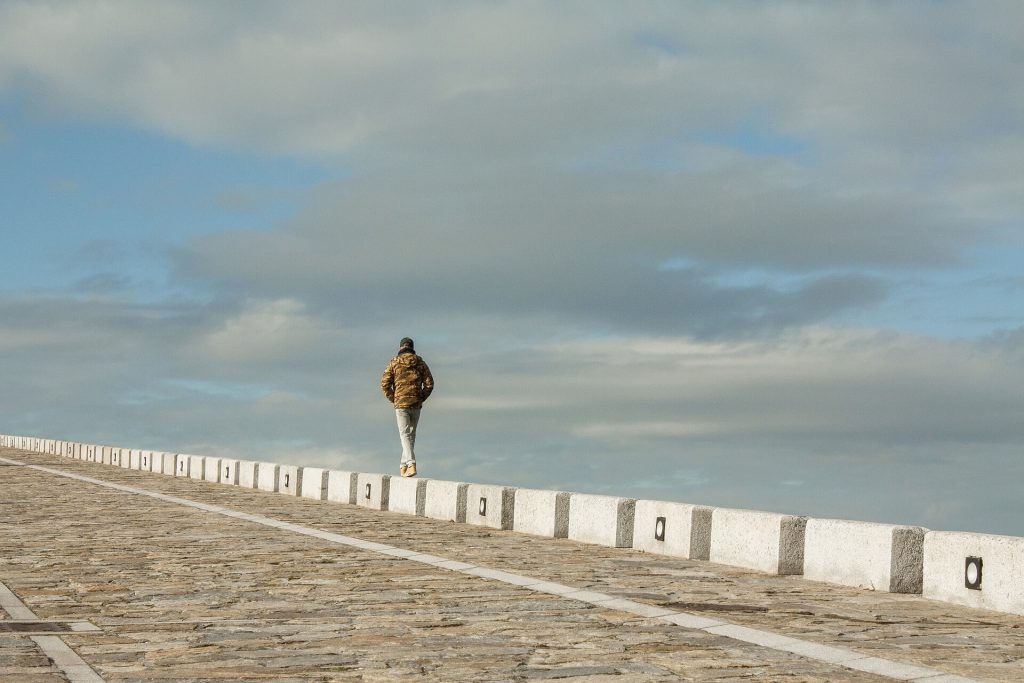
[2,284,1023,532]
[185,298,344,367]
[4,3,1015,299]
[2,3,1021,168]
[1,2,1022,535]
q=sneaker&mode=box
[405,461,417,477]
[399,463,408,477]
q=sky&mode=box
[1,1,1022,535]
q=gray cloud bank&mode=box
[1,2,1023,533]
[2,291,1022,533]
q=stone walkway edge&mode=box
[0,455,979,683]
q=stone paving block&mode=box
[658,612,726,630]
[703,624,801,649]
[633,499,712,560]
[466,483,516,530]
[299,467,328,500]
[844,656,945,680]
[513,488,570,538]
[568,493,636,548]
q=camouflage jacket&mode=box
[380,352,434,409]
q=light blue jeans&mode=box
[395,408,421,466]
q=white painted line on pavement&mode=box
[30,636,106,683]
[0,580,38,620]
[1,456,980,683]
[0,576,106,681]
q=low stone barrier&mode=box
[257,462,280,492]
[424,480,468,523]
[923,531,1024,615]
[220,459,240,485]
[356,473,389,511]
[237,460,259,488]
[188,455,206,481]
[203,457,222,483]
[8,432,1024,617]
[173,454,190,477]
[300,468,329,500]
[465,484,515,530]
[804,519,925,593]
[157,452,174,475]
[632,500,712,560]
[513,488,570,538]
[327,470,358,505]
[389,477,427,516]
[568,493,636,548]
[279,465,302,496]
[710,508,806,575]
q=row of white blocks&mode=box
[3,433,1022,616]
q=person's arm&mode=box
[420,360,434,402]
[381,361,396,403]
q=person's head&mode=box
[399,337,415,353]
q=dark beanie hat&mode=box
[399,337,414,350]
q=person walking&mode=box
[380,337,434,477]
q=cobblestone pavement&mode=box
[1,449,1022,682]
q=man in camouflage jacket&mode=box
[380,337,434,477]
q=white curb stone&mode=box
[924,531,1024,615]
[568,493,636,548]
[513,488,570,538]
[300,468,329,500]
[633,500,713,559]
[711,507,806,575]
